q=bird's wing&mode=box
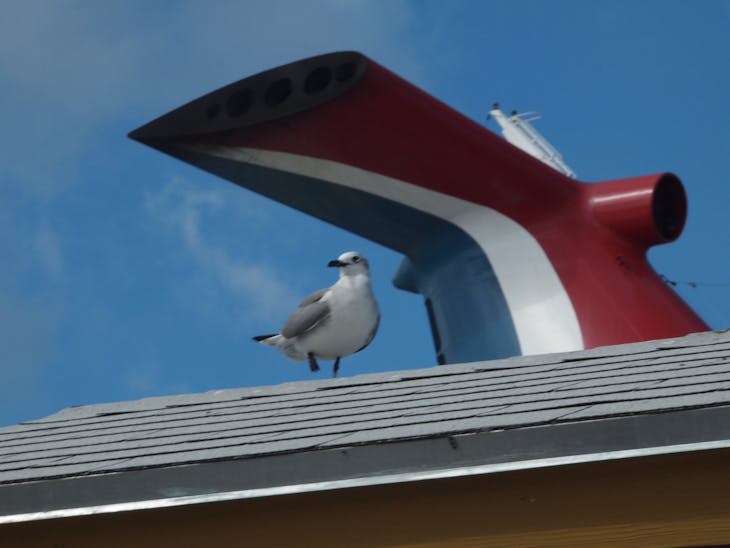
[281,289,331,338]
[297,288,329,307]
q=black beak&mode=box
[328,260,346,267]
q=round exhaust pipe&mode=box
[586,173,687,247]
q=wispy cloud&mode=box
[145,178,300,323]
[123,359,190,398]
[0,290,59,424]
[33,222,65,282]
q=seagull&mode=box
[253,251,380,377]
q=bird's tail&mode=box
[252,334,278,344]
[252,334,306,362]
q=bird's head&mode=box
[328,251,371,277]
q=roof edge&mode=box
[4,405,730,525]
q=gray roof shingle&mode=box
[2,329,730,522]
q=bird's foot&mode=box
[307,353,320,372]
[332,357,341,378]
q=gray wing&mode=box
[297,288,328,308]
[281,289,331,338]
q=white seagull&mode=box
[253,251,380,377]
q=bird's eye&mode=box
[352,256,360,263]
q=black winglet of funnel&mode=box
[128,51,367,144]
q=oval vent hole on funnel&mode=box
[335,62,357,83]
[265,78,293,107]
[304,67,332,94]
[225,89,253,117]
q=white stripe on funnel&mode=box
[191,145,584,355]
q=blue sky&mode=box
[2,0,729,426]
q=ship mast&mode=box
[488,103,576,179]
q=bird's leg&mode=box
[307,352,320,372]
[332,357,341,378]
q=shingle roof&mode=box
[3,329,730,523]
